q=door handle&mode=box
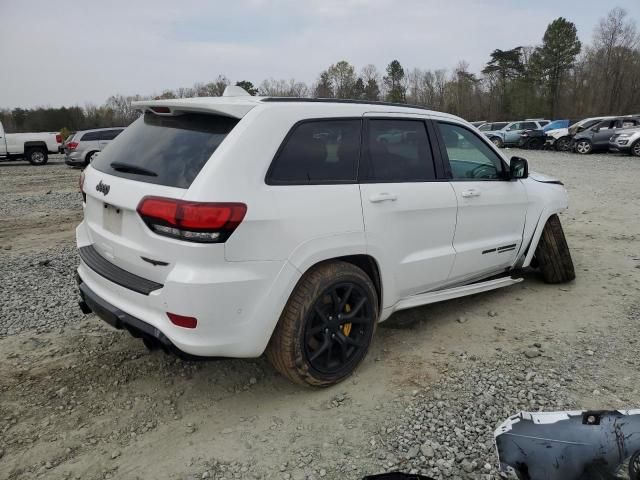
[369,192,397,203]
[461,189,481,198]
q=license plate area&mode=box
[103,203,123,235]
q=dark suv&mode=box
[572,117,640,154]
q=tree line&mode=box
[2,7,639,136]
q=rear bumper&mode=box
[78,279,174,349]
[65,152,85,166]
[75,222,300,358]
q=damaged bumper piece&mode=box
[495,410,640,479]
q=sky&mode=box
[1,0,639,109]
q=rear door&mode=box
[83,112,239,283]
[359,115,457,302]
[434,121,527,282]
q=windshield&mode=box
[91,112,238,188]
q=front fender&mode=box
[518,179,569,268]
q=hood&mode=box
[546,128,569,138]
[529,171,563,185]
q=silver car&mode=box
[64,127,125,166]
[609,126,640,156]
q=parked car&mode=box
[545,116,616,151]
[519,120,575,150]
[0,121,62,165]
[609,126,640,156]
[65,127,125,166]
[75,89,575,386]
[477,121,508,133]
[482,120,548,148]
[572,117,640,154]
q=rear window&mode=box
[92,113,238,188]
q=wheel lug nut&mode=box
[331,334,335,338]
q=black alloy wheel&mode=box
[304,282,374,376]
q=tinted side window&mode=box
[101,129,123,140]
[437,122,504,180]
[268,120,360,184]
[522,122,538,130]
[363,119,435,182]
[81,131,101,141]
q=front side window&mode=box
[362,119,436,182]
[267,119,360,184]
[507,123,522,131]
[437,122,504,180]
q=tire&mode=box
[85,151,99,165]
[266,261,379,387]
[534,214,575,284]
[631,140,640,157]
[490,136,504,148]
[574,139,592,154]
[27,147,48,165]
[555,136,571,152]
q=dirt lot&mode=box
[1,152,639,480]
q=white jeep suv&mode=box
[76,88,575,386]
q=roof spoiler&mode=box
[132,98,254,119]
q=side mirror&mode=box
[509,156,528,180]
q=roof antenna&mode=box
[222,86,251,97]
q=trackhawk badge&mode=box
[96,180,110,195]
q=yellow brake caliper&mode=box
[341,304,352,336]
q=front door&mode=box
[359,115,458,305]
[434,121,528,283]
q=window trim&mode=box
[433,120,509,182]
[359,116,443,184]
[265,117,363,186]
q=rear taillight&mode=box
[56,134,62,144]
[136,196,247,243]
[67,142,79,150]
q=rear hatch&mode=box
[82,108,244,284]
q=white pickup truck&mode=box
[0,121,62,165]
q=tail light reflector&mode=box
[56,134,62,143]
[137,196,247,243]
[167,312,198,329]
[67,141,79,150]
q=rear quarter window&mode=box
[267,119,361,185]
[91,113,238,188]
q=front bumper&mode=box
[608,141,631,153]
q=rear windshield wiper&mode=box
[110,162,158,177]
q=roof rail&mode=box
[261,97,432,111]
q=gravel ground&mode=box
[1,151,639,479]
